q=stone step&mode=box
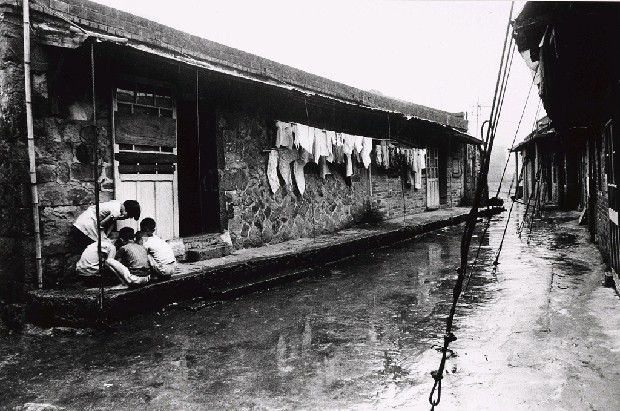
[183,233,224,248]
[169,232,233,262]
[185,243,232,262]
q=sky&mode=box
[92,0,544,150]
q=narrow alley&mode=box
[2,206,619,410]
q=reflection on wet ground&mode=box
[1,207,617,410]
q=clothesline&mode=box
[276,121,425,146]
[269,120,428,196]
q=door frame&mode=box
[111,75,180,239]
[426,146,440,210]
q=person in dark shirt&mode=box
[116,230,150,286]
[114,227,135,251]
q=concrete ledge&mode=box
[26,207,503,327]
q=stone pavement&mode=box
[26,206,502,327]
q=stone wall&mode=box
[370,144,467,219]
[0,8,115,299]
[218,108,371,249]
[370,170,427,219]
[595,131,610,265]
[34,45,114,287]
[0,7,32,302]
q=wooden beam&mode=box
[116,152,177,163]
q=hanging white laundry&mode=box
[278,148,298,186]
[307,127,317,162]
[293,158,306,195]
[326,132,333,157]
[420,148,427,169]
[267,149,280,194]
[334,132,344,147]
[325,130,336,162]
[412,149,420,173]
[375,143,383,166]
[292,123,300,148]
[326,130,336,148]
[313,128,331,160]
[275,121,294,149]
[408,149,415,170]
[343,134,355,155]
[294,123,314,154]
[275,121,285,147]
[361,137,372,169]
[414,149,422,189]
[345,153,353,177]
[381,141,389,167]
[353,135,364,154]
[414,172,422,190]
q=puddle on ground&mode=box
[0,208,596,410]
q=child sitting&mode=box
[115,229,151,286]
[75,239,131,288]
[140,217,177,280]
[114,227,134,251]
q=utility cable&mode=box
[517,162,543,237]
[465,159,526,291]
[490,40,516,138]
[495,76,536,198]
[428,3,514,409]
[530,99,542,134]
[491,161,526,269]
[527,177,545,244]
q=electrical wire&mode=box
[428,3,515,409]
[495,76,536,198]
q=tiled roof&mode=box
[12,0,470,132]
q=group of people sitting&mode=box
[72,199,177,288]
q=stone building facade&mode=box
[218,107,371,249]
[371,144,470,219]
[0,0,480,306]
[513,2,620,276]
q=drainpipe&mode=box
[23,0,43,288]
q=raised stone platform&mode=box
[25,206,504,327]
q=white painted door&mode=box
[112,79,179,240]
[426,147,440,210]
[116,174,177,240]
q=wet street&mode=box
[2,206,620,410]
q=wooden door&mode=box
[116,174,176,240]
[113,79,179,240]
[426,147,440,210]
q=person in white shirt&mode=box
[72,200,141,249]
[75,240,131,287]
[139,217,177,280]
